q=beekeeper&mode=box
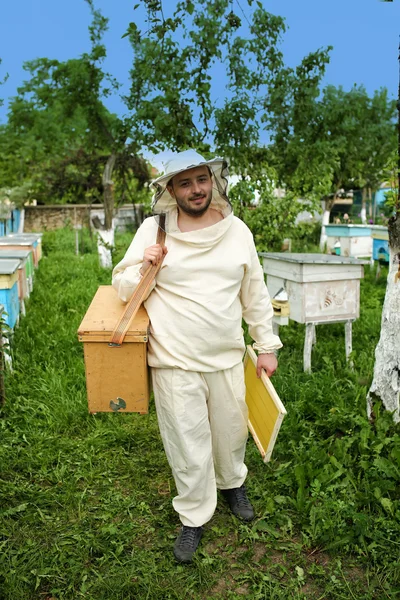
[112,150,282,563]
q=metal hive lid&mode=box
[259,252,369,265]
[0,259,20,274]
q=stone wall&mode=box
[24,204,146,232]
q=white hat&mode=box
[151,149,230,215]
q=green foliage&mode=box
[236,194,306,251]
[229,174,321,252]
[0,181,34,209]
[0,228,399,599]
[127,0,328,196]
[270,82,397,216]
[127,0,337,234]
[0,58,8,108]
[380,149,399,217]
[0,7,149,220]
[290,220,322,251]
[352,88,397,195]
[3,1,395,237]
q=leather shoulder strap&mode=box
[109,217,166,346]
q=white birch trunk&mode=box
[319,207,331,251]
[360,206,367,224]
[361,187,367,224]
[96,222,115,269]
[93,152,118,269]
[17,208,25,233]
[367,245,400,423]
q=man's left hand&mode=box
[256,353,278,378]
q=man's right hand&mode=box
[140,244,168,275]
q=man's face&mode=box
[167,166,213,217]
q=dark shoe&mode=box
[173,526,203,563]
[221,484,255,522]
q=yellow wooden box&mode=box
[271,299,290,317]
[0,268,19,289]
[77,286,150,414]
[244,346,286,462]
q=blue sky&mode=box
[0,0,399,165]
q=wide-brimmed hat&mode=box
[151,150,230,214]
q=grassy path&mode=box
[0,229,399,599]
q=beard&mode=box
[175,190,213,217]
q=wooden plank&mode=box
[78,285,149,341]
[78,333,148,343]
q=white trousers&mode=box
[151,363,248,528]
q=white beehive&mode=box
[261,253,366,325]
[325,224,387,258]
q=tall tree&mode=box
[270,83,396,247]
[1,3,150,266]
[2,85,100,199]
[125,0,330,243]
[336,86,397,224]
[367,128,400,422]
[267,51,337,239]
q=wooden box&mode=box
[77,286,150,414]
[261,253,366,324]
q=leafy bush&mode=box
[290,221,321,248]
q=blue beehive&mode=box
[0,259,20,329]
[372,229,389,263]
[325,224,373,258]
[0,249,30,299]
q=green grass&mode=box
[0,227,399,600]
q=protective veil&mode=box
[151,149,232,234]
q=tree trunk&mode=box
[368,186,373,219]
[367,214,400,423]
[372,188,378,223]
[17,208,25,233]
[103,153,117,230]
[319,196,336,250]
[96,226,115,269]
[92,153,117,269]
[361,187,367,224]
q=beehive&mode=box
[7,233,43,263]
[77,286,150,414]
[0,250,30,301]
[372,228,389,263]
[260,253,366,324]
[0,239,35,290]
[325,224,386,259]
[0,259,20,329]
[2,234,41,267]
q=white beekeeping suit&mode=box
[112,150,282,557]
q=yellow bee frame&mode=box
[244,346,287,463]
